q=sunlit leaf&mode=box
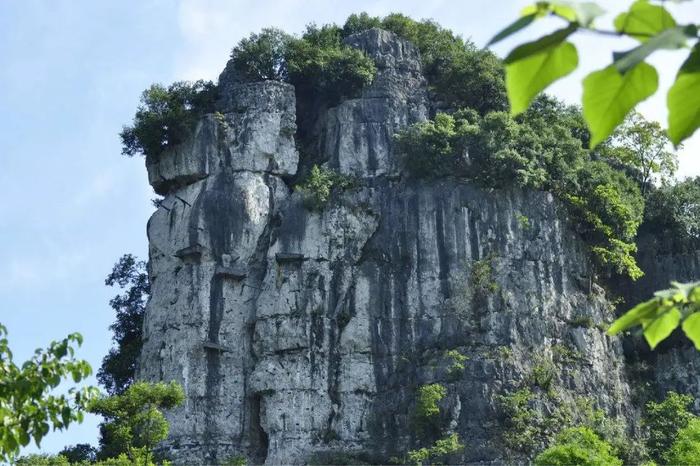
[682,313,700,350]
[583,62,658,147]
[614,0,676,42]
[613,26,689,74]
[643,307,681,349]
[504,25,577,64]
[668,44,700,145]
[550,1,605,27]
[507,41,578,116]
[487,14,537,46]
[608,298,662,335]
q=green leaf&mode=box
[643,307,681,349]
[504,25,577,64]
[583,62,659,147]
[608,298,662,335]
[487,14,537,46]
[550,1,605,27]
[668,44,700,145]
[506,39,578,116]
[614,0,676,42]
[682,313,700,350]
[613,26,689,74]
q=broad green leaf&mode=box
[550,1,605,27]
[643,307,681,349]
[668,44,700,145]
[507,41,578,116]
[607,298,661,335]
[614,0,676,42]
[583,62,659,147]
[682,313,700,350]
[487,14,537,47]
[613,26,689,74]
[504,25,577,64]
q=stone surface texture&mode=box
[138,29,698,465]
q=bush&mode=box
[566,160,644,280]
[342,13,507,114]
[664,418,700,465]
[644,391,696,463]
[394,111,476,178]
[230,24,376,106]
[296,165,355,210]
[229,28,291,81]
[394,100,645,280]
[120,80,217,159]
[534,426,623,466]
[642,177,700,252]
[406,433,464,465]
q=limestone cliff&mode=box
[137,29,696,465]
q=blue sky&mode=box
[1,0,699,455]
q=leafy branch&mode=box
[490,0,700,147]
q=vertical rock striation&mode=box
[139,29,639,464]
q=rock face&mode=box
[139,29,645,465]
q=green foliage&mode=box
[222,455,248,466]
[569,316,594,329]
[230,24,376,106]
[15,453,71,465]
[517,214,531,230]
[608,281,700,350]
[492,0,700,146]
[406,433,464,466]
[444,350,468,378]
[583,63,659,148]
[88,381,185,464]
[342,13,507,114]
[16,452,148,466]
[229,28,291,81]
[394,112,474,178]
[497,388,541,453]
[415,384,446,420]
[602,112,678,196]
[565,160,645,280]
[287,24,376,104]
[469,254,500,296]
[395,97,644,280]
[296,165,355,210]
[529,356,556,390]
[534,426,623,466]
[0,324,98,462]
[504,27,578,116]
[59,443,98,462]
[120,80,217,159]
[643,391,696,463]
[643,177,700,252]
[99,255,149,396]
[664,417,700,466]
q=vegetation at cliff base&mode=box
[534,427,623,466]
[88,381,185,465]
[0,325,98,462]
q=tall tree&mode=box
[98,254,149,396]
[0,325,97,461]
[605,112,678,196]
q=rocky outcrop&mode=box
[139,29,639,465]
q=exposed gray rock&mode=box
[139,29,642,465]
